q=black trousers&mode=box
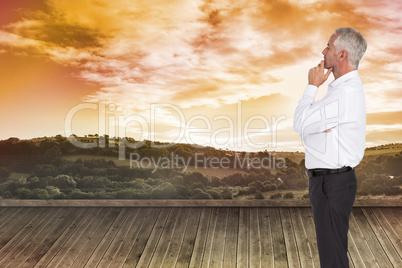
[309,170,357,268]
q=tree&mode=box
[221,187,233,199]
[77,176,111,190]
[190,188,213,199]
[210,176,223,187]
[32,189,50,199]
[254,190,265,199]
[184,172,209,186]
[206,189,223,199]
[16,188,33,199]
[151,182,177,199]
[50,175,76,191]
[249,181,264,190]
[27,176,50,189]
[283,192,295,199]
[270,193,282,199]
[222,173,246,186]
[45,186,61,196]
[0,167,11,183]
[55,134,65,143]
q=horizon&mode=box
[1,135,400,154]
[1,0,401,152]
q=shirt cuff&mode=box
[303,85,318,99]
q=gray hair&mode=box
[333,28,367,69]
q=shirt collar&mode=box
[328,70,359,91]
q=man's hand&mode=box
[323,126,336,133]
[308,60,333,87]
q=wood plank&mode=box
[374,207,402,257]
[33,207,92,267]
[6,198,402,207]
[84,207,129,267]
[258,207,274,267]
[0,207,13,222]
[222,207,239,268]
[347,231,361,268]
[362,208,402,266]
[162,207,192,267]
[70,208,123,268]
[0,206,9,215]
[0,206,400,267]
[209,207,229,267]
[237,207,249,267]
[95,207,142,267]
[0,208,52,263]
[269,208,288,268]
[347,252,355,268]
[176,208,203,268]
[2,199,401,207]
[0,199,310,207]
[200,207,219,268]
[298,208,320,267]
[0,207,23,229]
[353,208,392,267]
[19,208,82,268]
[348,210,378,267]
[0,207,64,267]
[133,207,171,268]
[188,207,212,268]
[45,207,105,267]
[280,208,300,268]
[390,208,402,237]
[142,207,181,267]
[118,207,161,267]
[249,207,261,268]
[289,207,314,267]
[0,207,38,241]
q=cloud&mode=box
[366,128,402,145]
[367,111,402,125]
[0,30,41,47]
[5,12,106,49]
[1,0,401,149]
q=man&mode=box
[293,28,367,267]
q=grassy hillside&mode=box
[0,136,400,200]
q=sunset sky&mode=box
[0,0,401,152]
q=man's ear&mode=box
[337,50,348,62]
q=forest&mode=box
[0,135,401,200]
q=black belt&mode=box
[306,166,354,177]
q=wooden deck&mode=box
[0,205,401,267]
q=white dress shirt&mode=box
[293,70,366,169]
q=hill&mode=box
[0,136,400,200]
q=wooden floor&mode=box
[0,206,401,267]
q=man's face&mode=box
[322,34,338,70]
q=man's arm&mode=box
[293,61,333,134]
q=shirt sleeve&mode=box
[293,85,346,136]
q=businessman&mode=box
[293,28,367,267]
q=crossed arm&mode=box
[293,60,336,135]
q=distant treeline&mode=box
[0,136,400,200]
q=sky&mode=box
[0,0,401,152]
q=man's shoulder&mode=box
[338,72,363,92]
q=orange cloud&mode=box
[0,0,401,149]
[367,112,402,125]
